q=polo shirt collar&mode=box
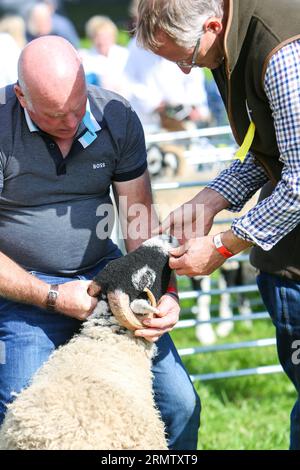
[79,99,101,148]
[24,108,39,132]
[24,98,101,149]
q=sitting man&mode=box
[0,36,200,450]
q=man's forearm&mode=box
[114,171,159,253]
[221,229,253,255]
[0,251,48,308]
[192,187,231,236]
[196,187,231,214]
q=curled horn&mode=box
[143,287,157,308]
[108,289,157,331]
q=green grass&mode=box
[170,276,296,450]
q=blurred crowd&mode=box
[0,0,227,132]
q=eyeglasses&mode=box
[175,37,201,69]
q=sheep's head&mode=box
[88,235,178,330]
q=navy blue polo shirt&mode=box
[0,84,147,274]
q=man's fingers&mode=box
[87,281,101,297]
[175,268,192,276]
[134,328,168,342]
[169,253,189,270]
[142,314,177,329]
[169,244,187,257]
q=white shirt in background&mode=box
[0,33,21,87]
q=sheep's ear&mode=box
[87,281,101,297]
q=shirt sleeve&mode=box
[231,40,300,250]
[207,152,268,212]
[112,105,148,182]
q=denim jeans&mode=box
[0,256,200,450]
[257,272,300,450]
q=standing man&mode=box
[136,0,300,449]
[0,36,200,449]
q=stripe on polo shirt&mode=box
[78,109,101,148]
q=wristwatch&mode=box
[46,284,60,311]
[213,233,234,259]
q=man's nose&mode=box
[63,113,80,129]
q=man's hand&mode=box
[134,294,180,342]
[54,280,98,320]
[169,235,226,276]
[168,231,253,276]
[153,188,230,244]
[157,203,213,245]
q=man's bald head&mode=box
[17,35,86,110]
[15,36,88,140]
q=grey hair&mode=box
[136,0,224,50]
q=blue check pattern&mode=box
[208,40,300,250]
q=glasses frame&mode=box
[175,37,201,69]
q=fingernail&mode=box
[143,320,151,326]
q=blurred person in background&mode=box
[26,2,52,41]
[124,38,211,130]
[0,15,26,87]
[43,0,79,48]
[80,15,128,94]
[0,14,26,48]
[125,0,210,130]
[26,1,79,48]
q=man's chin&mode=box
[55,129,77,139]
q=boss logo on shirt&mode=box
[93,162,106,170]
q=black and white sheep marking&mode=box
[0,235,178,450]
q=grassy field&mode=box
[170,276,295,450]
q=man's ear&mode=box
[204,17,223,35]
[14,83,27,109]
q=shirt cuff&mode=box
[113,161,147,182]
[207,174,251,212]
[231,217,274,251]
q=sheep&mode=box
[0,235,178,450]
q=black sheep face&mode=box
[90,235,178,330]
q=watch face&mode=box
[47,286,59,309]
[48,291,58,305]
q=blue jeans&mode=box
[257,272,300,450]
[0,258,200,450]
